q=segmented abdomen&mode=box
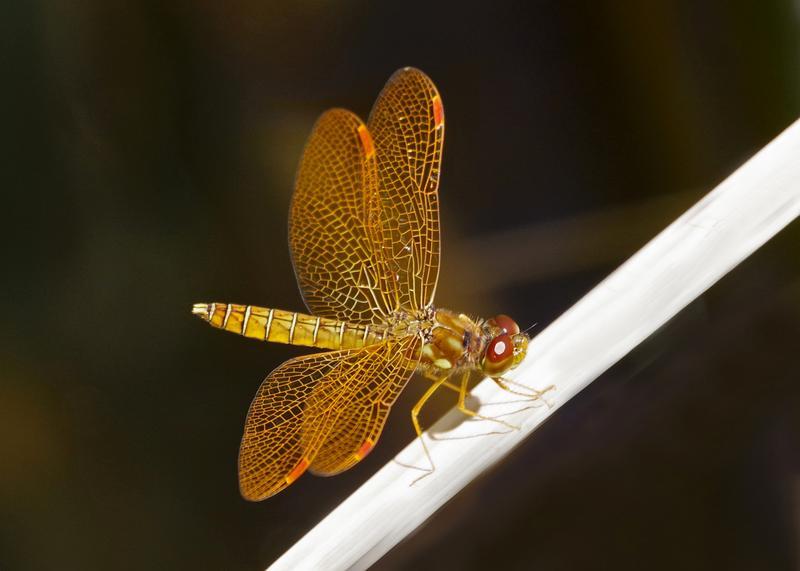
[192,303,385,350]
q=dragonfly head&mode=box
[480,314,529,378]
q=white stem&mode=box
[269,118,800,571]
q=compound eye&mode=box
[486,333,514,363]
[488,314,520,335]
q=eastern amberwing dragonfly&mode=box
[193,68,543,500]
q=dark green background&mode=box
[3,1,799,569]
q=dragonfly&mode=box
[193,68,544,501]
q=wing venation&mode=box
[368,67,444,312]
[238,335,421,500]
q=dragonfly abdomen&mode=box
[192,303,384,350]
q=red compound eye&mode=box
[488,314,520,335]
[486,333,514,363]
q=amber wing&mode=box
[289,68,445,324]
[309,333,422,476]
[289,109,396,325]
[368,67,444,313]
[239,335,421,500]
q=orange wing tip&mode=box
[285,457,311,485]
[432,95,444,128]
[357,124,375,158]
[192,303,210,320]
[354,438,376,461]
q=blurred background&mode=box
[3,0,800,569]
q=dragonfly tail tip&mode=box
[192,303,210,320]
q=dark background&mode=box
[3,1,800,569]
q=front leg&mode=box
[493,377,555,400]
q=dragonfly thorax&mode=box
[419,309,529,380]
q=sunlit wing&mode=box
[310,335,422,476]
[238,335,421,500]
[289,109,397,325]
[367,67,445,313]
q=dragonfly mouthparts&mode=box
[192,303,211,320]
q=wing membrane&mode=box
[367,67,444,313]
[238,335,421,500]
[289,109,397,324]
[309,335,421,475]
[290,69,445,324]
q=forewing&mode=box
[367,67,444,313]
[289,109,397,325]
[310,335,422,476]
[238,336,421,500]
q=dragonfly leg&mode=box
[493,377,555,400]
[417,365,460,393]
[455,369,520,431]
[409,374,449,483]
[420,370,538,428]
